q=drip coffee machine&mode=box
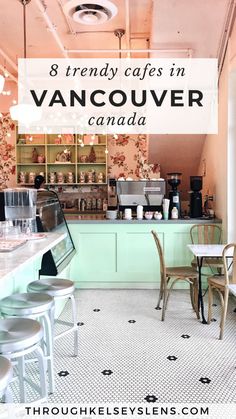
[189,176,203,218]
[167,173,182,218]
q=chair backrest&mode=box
[190,224,222,245]
[151,230,166,279]
[223,243,236,285]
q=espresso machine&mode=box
[116,180,166,213]
[167,173,182,218]
[189,176,203,218]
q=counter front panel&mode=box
[68,220,222,288]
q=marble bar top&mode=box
[0,232,66,281]
[67,218,222,224]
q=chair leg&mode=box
[3,387,12,403]
[207,284,213,324]
[189,283,194,309]
[18,356,26,403]
[156,276,165,309]
[161,281,168,321]
[43,313,55,394]
[189,281,199,318]
[69,295,78,357]
[219,288,229,340]
[34,346,47,401]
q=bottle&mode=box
[80,199,86,211]
[171,206,178,219]
[137,205,143,220]
[102,198,108,211]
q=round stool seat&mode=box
[28,278,75,297]
[0,293,54,316]
[0,318,43,353]
[0,356,12,393]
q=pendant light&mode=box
[10,0,41,125]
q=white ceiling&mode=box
[0,0,232,69]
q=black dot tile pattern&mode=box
[58,371,69,377]
[144,395,158,403]
[128,320,136,323]
[16,289,236,405]
[199,377,211,384]
[77,322,84,326]
[211,318,217,322]
[167,356,178,361]
[102,370,113,376]
[93,309,101,312]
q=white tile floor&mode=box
[10,289,236,403]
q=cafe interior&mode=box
[0,0,236,410]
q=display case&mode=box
[15,129,108,186]
[36,190,76,275]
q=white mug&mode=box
[124,208,132,219]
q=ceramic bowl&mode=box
[154,212,163,220]
[106,210,118,220]
[144,212,153,220]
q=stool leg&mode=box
[69,295,78,357]
[34,346,47,401]
[3,387,13,403]
[43,312,55,394]
[18,356,26,403]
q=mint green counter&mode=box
[68,219,221,289]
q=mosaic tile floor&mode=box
[10,289,236,403]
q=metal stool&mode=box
[27,278,78,356]
[0,318,47,403]
[0,293,55,394]
[0,356,12,403]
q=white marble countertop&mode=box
[0,232,66,281]
[188,244,226,257]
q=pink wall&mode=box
[197,50,229,236]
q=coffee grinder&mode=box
[189,176,203,218]
[167,173,182,218]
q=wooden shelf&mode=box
[17,163,46,166]
[16,131,108,187]
[77,162,106,165]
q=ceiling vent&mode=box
[63,0,118,25]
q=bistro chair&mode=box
[190,224,223,274]
[151,230,199,321]
[207,243,236,340]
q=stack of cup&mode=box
[124,208,132,220]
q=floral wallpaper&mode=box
[0,113,15,188]
[108,134,160,179]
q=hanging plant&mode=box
[0,113,15,188]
